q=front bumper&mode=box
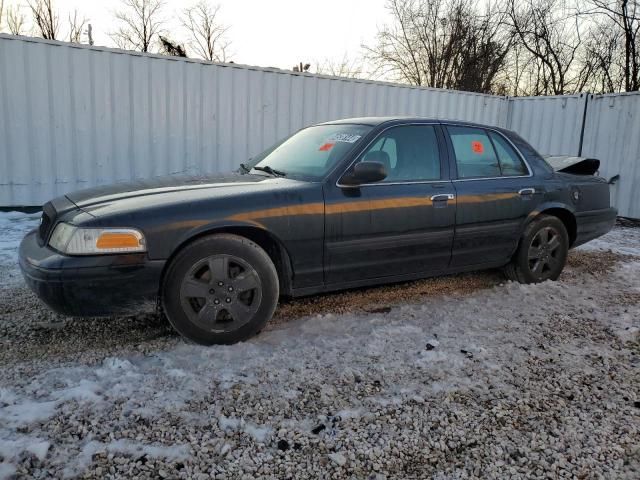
[573,207,617,248]
[19,230,165,317]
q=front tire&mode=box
[162,234,279,345]
[505,215,569,284]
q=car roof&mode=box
[317,116,501,130]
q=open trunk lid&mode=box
[544,155,600,175]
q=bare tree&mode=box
[316,54,364,78]
[506,0,587,95]
[28,0,59,40]
[181,1,230,62]
[576,16,621,93]
[364,0,513,94]
[581,0,640,91]
[68,9,87,43]
[112,0,165,52]
[159,34,187,56]
[6,5,27,35]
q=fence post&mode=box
[577,93,590,156]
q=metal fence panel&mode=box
[0,35,508,206]
[506,93,588,156]
[1,34,638,218]
[581,93,640,219]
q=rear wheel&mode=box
[162,234,279,345]
[505,215,569,284]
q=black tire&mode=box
[162,234,279,345]
[505,215,569,284]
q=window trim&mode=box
[336,122,445,188]
[443,124,533,182]
[487,130,529,178]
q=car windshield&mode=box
[251,124,372,180]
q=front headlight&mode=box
[48,223,146,255]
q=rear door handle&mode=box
[518,188,536,196]
[430,194,455,202]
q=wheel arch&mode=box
[159,223,294,300]
[525,202,577,247]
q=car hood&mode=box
[65,173,276,209]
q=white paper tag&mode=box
[325,133,362,143]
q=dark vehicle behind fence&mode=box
[20,118,616,344]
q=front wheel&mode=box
[505,215,569,284]
[162,234,279,345]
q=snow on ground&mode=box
[577,226,640,257]
[0,211,40,286]
[0,213,639,479]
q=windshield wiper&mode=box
[252,165,287,177]
[239,163,251,173]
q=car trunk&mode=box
[544,156,600,176]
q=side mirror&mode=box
[341,161,387,186]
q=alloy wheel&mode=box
[527,226,562,280]
[179,254,262,333]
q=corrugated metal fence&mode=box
[506,94,589,157]
[1,34,638,217]
[582,94,640,219]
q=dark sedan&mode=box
[20,117,616,344]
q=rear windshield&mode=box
[252,124,372,180]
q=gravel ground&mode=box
[1,215,639,479]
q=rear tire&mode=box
[162,234,279,345]
[505,215,569,284]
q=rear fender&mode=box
[518,202,577,246]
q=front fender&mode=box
[172,219,272,251]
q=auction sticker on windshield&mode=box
[326,133,362,143]
[318,142,335,151]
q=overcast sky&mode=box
[10,0,389,70]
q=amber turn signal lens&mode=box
[96,232,142,250]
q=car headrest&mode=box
[363,150,391,172]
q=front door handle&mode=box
[430,193,455,202]
[518,188,536,196]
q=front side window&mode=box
[356,125,441,182]
[252,124,372,180]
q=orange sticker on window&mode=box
[319,142,335,151]
[471,140,484,154]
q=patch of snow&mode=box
[218,416,272,442]
[243,423,272,443]
[328,452,347,466]
[0,388,17,405]
[577,227,640,256]
[0,400,58,428]
[0,437,50,463]
[56,380,102,403]
[0,218,638,476]
[334,408,364,420]
[65,439,190,478]
[0,211,40,285]
[218,415,242,432]
[0,463,16,480]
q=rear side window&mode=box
[448,126,500,178]
[448,126,529,178]
[489,131,528,176]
